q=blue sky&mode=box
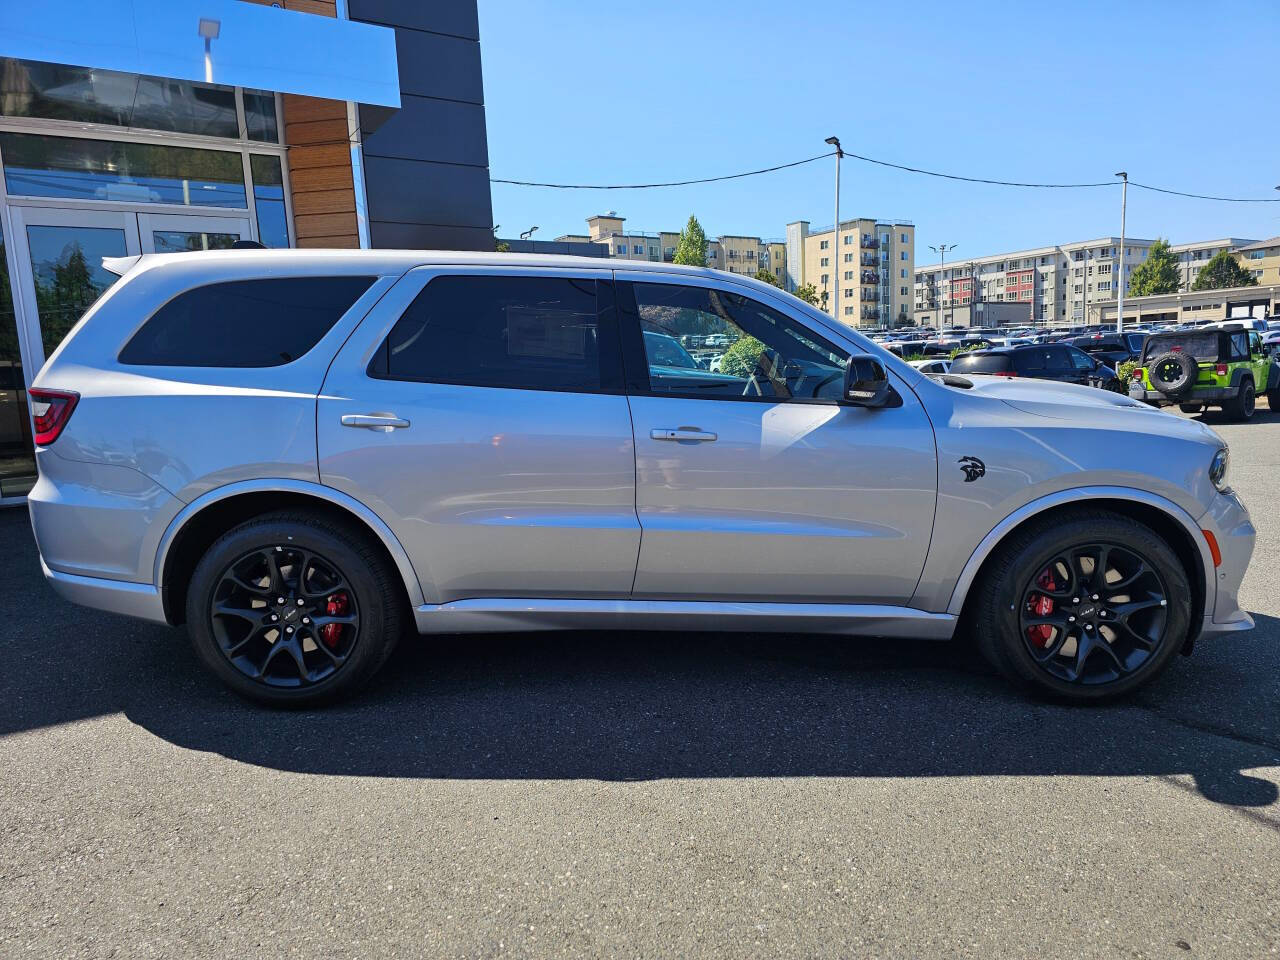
[478,0,1280,265]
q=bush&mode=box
[1117,359,1139,382]
[719,336,764,379]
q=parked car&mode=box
[27,250,1253,707]
[909,358,951,375]
[949,343,1125,392]
[1070,332,1146,367]
[1129,326,1280,419]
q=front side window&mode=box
[1068,347,1095,370]
[627,282,848,402]
[120,276,374,367]
[370,275,618,394]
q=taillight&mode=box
[1131,367,1143,380]
[28,389,79,446]
[1215,363,1228,376]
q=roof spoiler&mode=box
[102,255,142,277]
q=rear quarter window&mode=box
[119,276,375,367]
[951,353,1012,374]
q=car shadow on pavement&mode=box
[2,508,1277,807]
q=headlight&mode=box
[1209,447,1230,492]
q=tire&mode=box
[1266,388,1280,412]
[971,509,1191,703]
[185,510,403,707]
[1226,378,1255,421]
[1145,351,1196,398]
[1178,403,1203,414]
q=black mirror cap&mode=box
[841,353,897,408]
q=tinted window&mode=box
[952,353,1013,374]
[1228,333,1249,361]
[628,282,847,401]
[1068,347,1095,370]
[371,275,616,393]
[1143,334,1219,361]
[120,276,374,367]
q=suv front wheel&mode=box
[972,509,1191,702]
[185,510,403,707]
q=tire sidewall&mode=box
[987,519,1191,702]
[185,517,392,706]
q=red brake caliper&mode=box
[1026,569,1057,648]
[320,592,348,649]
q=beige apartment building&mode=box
[1235,237,1280,286]
[1169,238,1259,291]
[556,213,784,279]
[785,219,915,327]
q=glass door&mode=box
[9,206,140,372]
[0,218,35,497]
[138,213,251,254]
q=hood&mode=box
[939,374,1223,442]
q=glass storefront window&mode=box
[152,230,240,253]
[0,57,239,139]
[0,227,36,498]
[0,132,247,208]
[250,154,289,248]
[243,90,279,143]
[25,224,126,360]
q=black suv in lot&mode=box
[1070,332,1146,367]
[949,342,1125,391]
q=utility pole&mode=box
[825,137,843,323]
[1115,172,1127,333]
[929,243,955,328]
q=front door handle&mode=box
[651,427,717,443]
[341,413,410,432]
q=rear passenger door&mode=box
[317,267,640,604]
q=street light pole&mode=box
[929,243,955,328]
[1115,172,1127,333]
[825,137,843,323]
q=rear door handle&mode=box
[341,413,410,432]
[651,427,717,443]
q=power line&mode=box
[1129,181,1280,203]
[488,152,836,189]
[841,151,1115,189]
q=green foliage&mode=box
[495,239,510,253]
[1127,238,1180,297]
[718,335,764,379]
[1117,359,1139,382]
[818,289,829,311]
[32,243,100,358]
[672,215,708,266]
[1191,250,1257,291]
[948,344,981,360]
[754,268,781,287]
[893,316,916,328]
[793,283,819,306]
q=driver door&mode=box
[615,273,937,604]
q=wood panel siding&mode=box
[239,0,359,248]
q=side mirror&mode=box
[841,354,893,408]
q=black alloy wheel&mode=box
[1018,543,1168,685]
[210,546,360,688]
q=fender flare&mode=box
[944,485,1214,618]
[152,478,427,609]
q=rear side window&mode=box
[369,275,620,393]
[120,276,374,367]
[951,353,1012,374]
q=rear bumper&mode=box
[40,558,169,624]
[1128,385,1235,403]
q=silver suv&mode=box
[27,250,1255,706]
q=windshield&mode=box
[643,332,697,369]
[1143,333,1219,361]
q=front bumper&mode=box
[1196,489,1256,640]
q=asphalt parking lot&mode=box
[2,409,1278,959]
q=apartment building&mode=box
[915,238,1155,327]
[1169,238,1259,290]
[556,213,784,279]
[785,219,915,327]
[1235,237,1280,286]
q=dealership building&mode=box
[0,0,494,501]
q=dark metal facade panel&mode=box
[347,0,480,40]
[369,220,497,251]
[360,95,489,167]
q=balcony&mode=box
[860,254,877,267]
[861,236,879,249]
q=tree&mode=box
[1126,238,1180,297]
[793,283,819,306]
[718,335,764,379]
[818,289,829,312]
[1191,250,1257,291]
[672,215,708,266]
[753,268,781,287]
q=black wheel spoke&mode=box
[1112,598,1164,622]
[214,601,263,623]
[1031,628,1072,663]
[311,612,358,628]
[227,571,271,596]
[1104,563,1148,593]
[225,625,268,658]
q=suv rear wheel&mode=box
[185,510,403,707]
[972,509,1191,703]
[1227,377,1255,421]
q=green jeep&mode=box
[1129,326,1280,420]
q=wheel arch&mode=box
[948,487,1211,637]
[154,480,426,625]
